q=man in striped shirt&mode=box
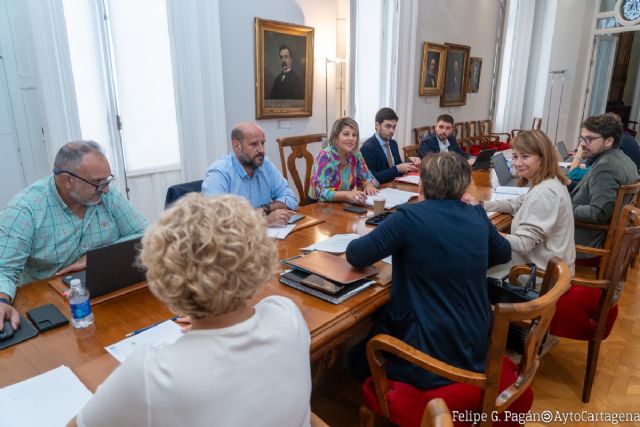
[0,141,147,330]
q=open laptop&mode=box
[492,152,518,186]
[61,237,145,298]
[556,141,571,161]
[472,148,497,170]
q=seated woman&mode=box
[481,129,576,275]
[346,152,511,389]
[309,117,378,204]
[69,194,311,427]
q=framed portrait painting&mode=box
[254,18,314,119]
[419,42,447,96]
[440,43,470,107]
[468,57,482,93]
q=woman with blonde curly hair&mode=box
[70,194,311,427]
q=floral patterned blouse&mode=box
[308,145,377,201]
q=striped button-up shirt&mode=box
[0,175,148,299]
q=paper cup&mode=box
[373,197,386,215]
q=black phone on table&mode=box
[343,205,367,214]
[288,214,305,224]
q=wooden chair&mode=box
[531,117,542,129]
[413,125,433,146]
[574,181,640,276]
[479,119,493,136]
[550,204,640,402]
[164,180,203,208]
[453,122,465,139]
[403,144,420,162]
[421,398,453,427]
[359,258,571,427]
[277,133,325,206]
[458,135,501,156]
[466,121,479,138]
[310,411,329,427]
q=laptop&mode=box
[472,148,497,170]
[61,237,145,298]
[492,152,518,186]
[556,141,571,161]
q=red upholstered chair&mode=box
[460,135,502,156]
[359,258,571,427]
[574,182,640,277]
[550,204,640,402]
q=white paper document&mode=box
[486,211,499,219]
[394,174,420,185]
[365,188,416,209]
[106,319,183,363]
[266,224,296,240]
[302,233,360,253]
[490,186,528,201]
[0,365,92,427]
[558,161,572,168]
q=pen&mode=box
[125,316,179,338]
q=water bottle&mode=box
[67,279,94,328]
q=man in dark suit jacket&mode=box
[269,45,303,99]
[418,114,472,163]
[360,108,419,184]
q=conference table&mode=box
[1,169,511,389]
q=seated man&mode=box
[360,108,419,184]
[572,114,639,248]
[202,122,299,226]
[0,141,148,329]
[418,114,472,164]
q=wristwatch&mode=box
[261,203,272,216]
[0,297,10,305]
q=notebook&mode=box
[279,270,375,304]
[492,152,518,186]
[61,237,145,299]
[472,148,497,170]
[282,251,378,284]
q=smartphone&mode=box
[301,274,343,295]
[287,214,305,224]
[0,320,14,341]
[343,205,367,214]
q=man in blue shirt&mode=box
[202,122,298,226]
[0,141,148,330]
[360,108,419,184]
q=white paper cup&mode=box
[373,197,386,215]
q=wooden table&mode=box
[1,170,510,387]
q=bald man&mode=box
[202,122,298,227]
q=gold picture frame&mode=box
[440,43,470,107]
[467,57,482,93]
[254,18,314,119]
[419,42,447,96]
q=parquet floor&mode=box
[312,262,640,426]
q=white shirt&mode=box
[438,138,450,153]
[77,296,311,427]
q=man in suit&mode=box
[269,45,303,99]
[445,59,461,98]
[571,114,639,249]
[418,114,473,164]
[360,108,419,184]
[425,57,437,88]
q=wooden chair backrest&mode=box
[453,122,465,138]
[479,119,493,135]
[467,121,479,138]
[531,117,542,129]
[457,135,500,154]
[366,258,571,427]
[403,144,420,162]
[276,133,325,206]
[414,126,433,145]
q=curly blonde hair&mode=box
[139,193,278,318]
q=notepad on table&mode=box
[302,233,360,253]
[491,186,528,201]
[266,224,296,240]
[105,319,183,363]
[394,173,420,185]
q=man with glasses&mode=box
[571,114,639,248]
[0,141,147,330]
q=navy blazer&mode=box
[418,133,470,159]
[360,134,403,184]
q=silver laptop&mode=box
[556,141,571,161]
[61,237,145,298]
[492,152,518,187]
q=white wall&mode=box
[411,0,500,133]
[217,0,339,173]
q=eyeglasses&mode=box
[54,169,115,192]
[578,135,603,145]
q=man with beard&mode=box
[202,122,298,226]
[418,114,473,164]
[269,45,303,100]
[0,141,147,330]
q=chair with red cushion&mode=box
[574,182,640,278]
[550,204,640,402]
[359,258,571,427]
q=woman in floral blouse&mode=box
[309,117,378,203]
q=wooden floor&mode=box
[312,262,640,426]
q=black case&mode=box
[0,314,39,350]
[27,304,69,332]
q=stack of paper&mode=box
[491,186,528,201]
[302,233,360,253]
[394,174,420,185]
[0,366,93,426]
[365,188,416,209]
[266,224,296,240]
[105,319,183,363]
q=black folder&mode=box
[0,314,39,350]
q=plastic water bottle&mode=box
[68,279,94,328]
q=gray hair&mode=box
[53,140,104,172]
